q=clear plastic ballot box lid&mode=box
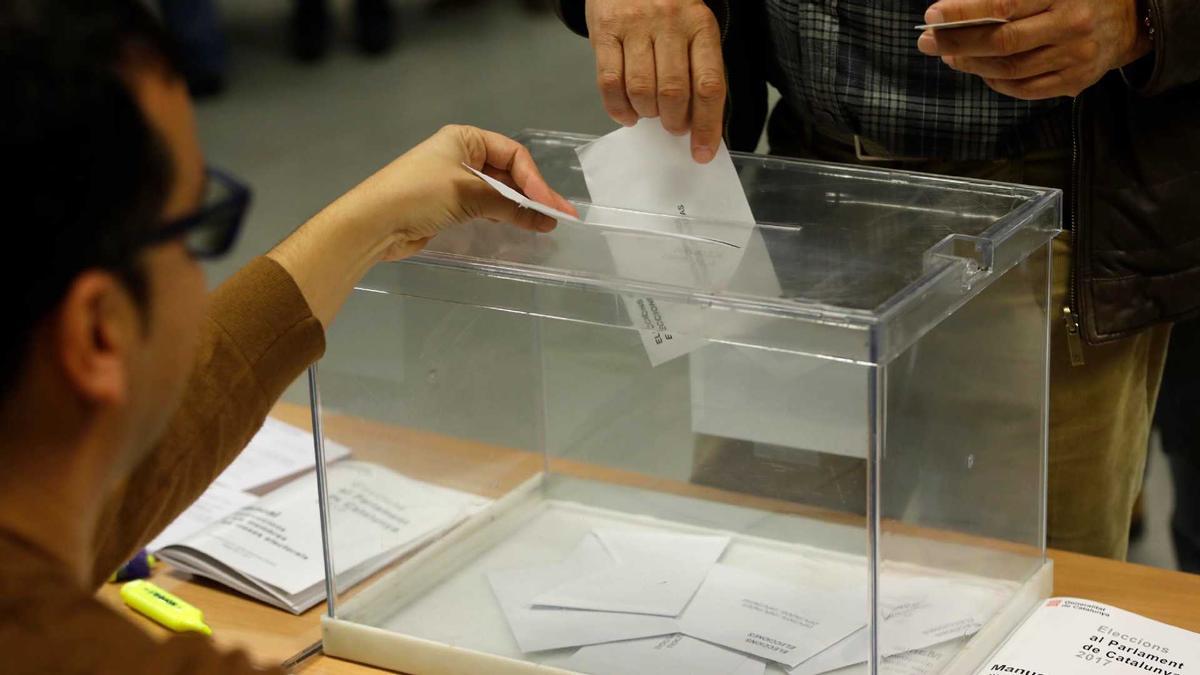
[308,129,1061,675]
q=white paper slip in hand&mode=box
[564,634,767,675]
[462,163,583,224]
[533,529,730,617]
[462,163,740,248]
[487,533,678,653]
[678,564,866,668]
[915,17,1008,30]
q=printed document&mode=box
[978,597,1197,675]
[158,460,487,613]
[796,596,1200,675]
[147,481,257,551]
[149,416,346,553]
[214,416,350,491]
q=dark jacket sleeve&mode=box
[555,0,588,36]
[1123,0,1200,95]
[88,256,325,587]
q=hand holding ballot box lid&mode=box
[310,124,1062,674]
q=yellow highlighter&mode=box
[120,579,212,636]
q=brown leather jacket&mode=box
[556,0,1200,343]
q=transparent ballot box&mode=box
[308,130,1060,675]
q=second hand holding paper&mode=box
[462,163,739,249]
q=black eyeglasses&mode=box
[141,168,251,260]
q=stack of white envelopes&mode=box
[487,528,1009,675]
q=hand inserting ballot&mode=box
[268,125,577,327]
[584,0,726,164]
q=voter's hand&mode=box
[329,125,576,261]
[916,0,1151,100]
[585,0,726,163]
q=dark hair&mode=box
[0,0,180,399]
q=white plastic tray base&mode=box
[323,481,1049,675]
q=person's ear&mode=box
[54,271,143,407]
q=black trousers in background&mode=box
[1157,316,1200,573]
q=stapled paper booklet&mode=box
[157,459,488,613]
[148,417,350,552]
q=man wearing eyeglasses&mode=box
[0,2,574,673]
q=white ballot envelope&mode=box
[564,634,768,675]
[679,564,866,668]
[576,119,775,366]
[877,639,966,675]
[487,533,678,653]
[533,528,729,617]
[790,576,1008,674]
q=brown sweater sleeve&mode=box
[89,256,325,587]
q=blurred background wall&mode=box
[179,0,613,283]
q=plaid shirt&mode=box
[765,0,1069,160]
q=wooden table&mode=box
[95,548,1200,674]
[297,557,1180,675]
[96,404,1200,673]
